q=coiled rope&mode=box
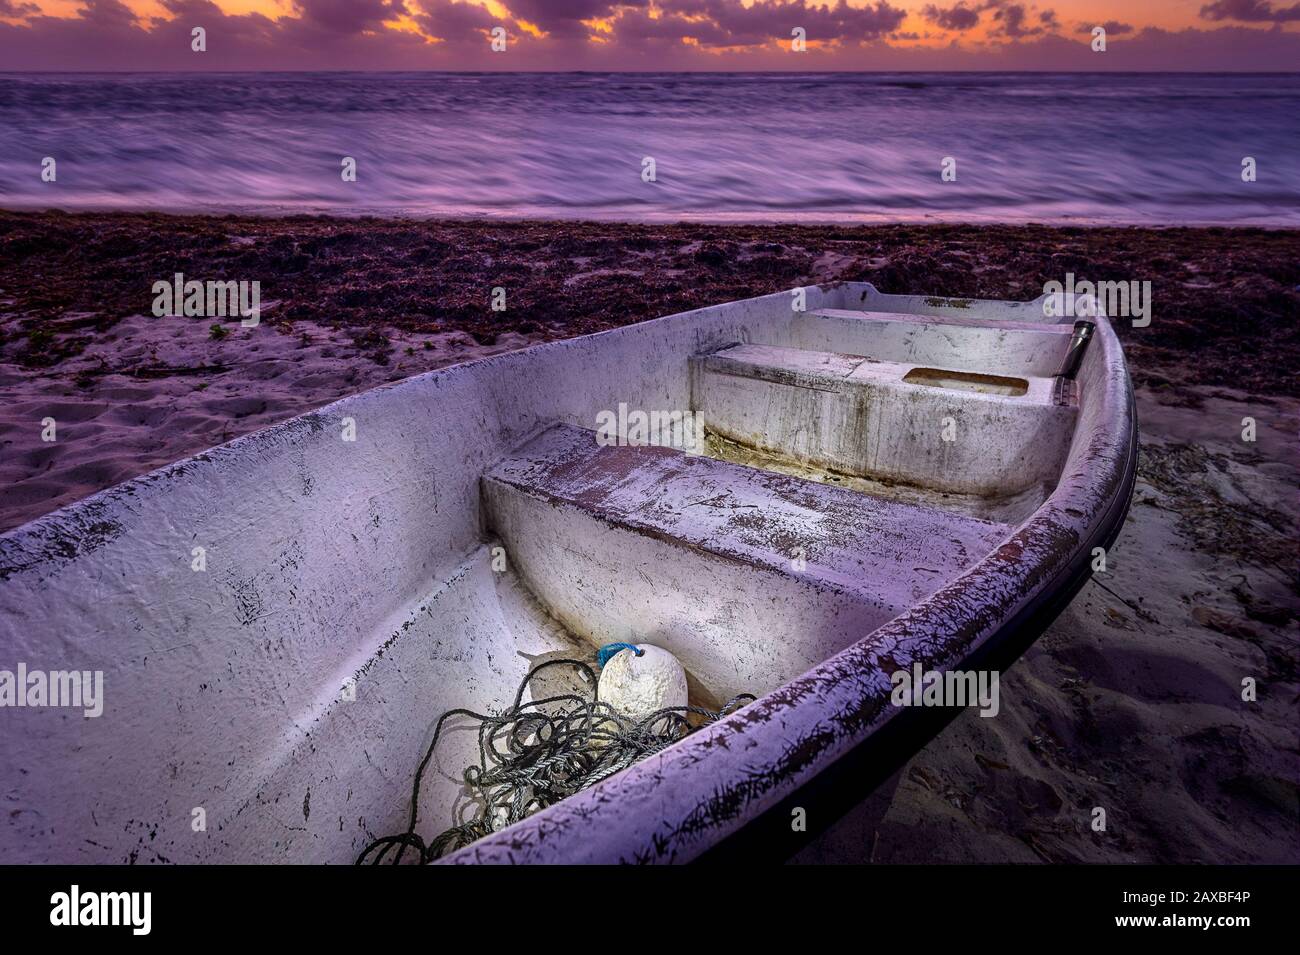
[356,657,754,864]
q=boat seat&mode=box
[789,308,1074,378]
[691,343,1078,498]
[482,424,1010,700]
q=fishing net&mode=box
[357,657,754,864]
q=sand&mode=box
[1,211,1296,863]
[0,311,540,530]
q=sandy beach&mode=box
[1,211,1296,863]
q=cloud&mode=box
[612,7,731,47]
[1076,20,1134,36]
[507,1,648,39]
[290,0,408,35]
[1200,0,1300,22]
[640,0,907,47]
[0,0,39,18]
[988,2,1059,39]
[72,0,137,27]
[0,0,1298,70]
[994,4,1032,38]
[412,0,501,42]
[922,3,981,31]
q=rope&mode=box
[597,642,644,667]
[356,657,754,864]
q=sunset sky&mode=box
[1,0,1298,70]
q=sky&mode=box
[1,0,1298,70]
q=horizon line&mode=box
[3,68,1300,76]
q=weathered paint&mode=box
[483,423,1008,703]
[598,645,688,722]
[693,342,1076,496]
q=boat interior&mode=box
[444,296,1089,847]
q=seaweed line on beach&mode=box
[3,212,1298,395]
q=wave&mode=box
[0,72,1297,225]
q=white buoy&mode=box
[598,644,688,722]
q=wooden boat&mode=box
[0,283,1135,864]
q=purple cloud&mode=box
[1077,20,1134,36]
[922,3,981,31]
[988,2,1059,39]
[507,1,649,39]
[72,0,137,26]
[290,0,408,35]
[0,0,39,17]
[1200,0,1300,22]
[651,0,907,46]
[413,0,501,42]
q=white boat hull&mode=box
[0,283,1135,864]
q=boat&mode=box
[0,282,1136,864]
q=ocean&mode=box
[1,72,1297,225]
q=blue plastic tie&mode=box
[597,642,644,668]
